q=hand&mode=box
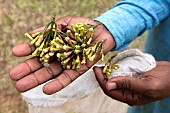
[10,16,115,94]
[93,61,170,106]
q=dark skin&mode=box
[93,61,170,106]
[10,16,170,106]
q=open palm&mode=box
[10,16,115,94]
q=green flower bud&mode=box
[45,53,50,59]
[101,53,104,61]
[75,55,80,63]
[57,53,63,58]
[32,48,40,56]
[72,59,76,69]
[81,56,86,64]
[40,51,45,57]
[75,33,82,42]
[71,24,77,32]
[31,35,39,45]
[25,33,33,40]
[56,36,64,44]
[50,47,57,52]
[63,45,71,51]
[71,40,77,45]
[35,35,44,47]
[85,48,91,56]
[76,62,81,69]
[32,32,40,38]
[107,68,112,73]
[87,51,93,59]
[63,51,72,57]
[44,59,49,63]
[43,47,50,53]
[87,37,92,45]
[66,30,74,39]
[89,54,96,61]
[39,41,45,51]
[74,49,81,54]
[102,65,107,74]
[112,64,119,70]
[66,63,71,69]
[86,27,93,39]
[106,71,111,77]
[81,43,86,48]
[91,43,98,51]
[105,73,110,80]
[64,36,73,45]
[49,52,54,56]
[75,45,81,49]
[56,44,63,50]
[80,27,85,36]
[61,57,71,65]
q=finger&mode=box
[43,59,90,95]
[10,57,42,81]
[43,69,81,95]
[56,16,73,30]
[104,88,151,106]
[30,17,69,33]
[15,61,63,92]
[97,35,115,54]
[12,43,35,57]
[31,27,44,34]
[107,76,149,95]
[93,66,108,91]
[93,67,153,105]
[156,61,170,66]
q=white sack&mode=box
[110,49,156,78]
[22,49,156,107]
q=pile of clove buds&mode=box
[24,17,106,69]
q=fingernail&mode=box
[106,82,117,90]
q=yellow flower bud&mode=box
[86,27,93,39]
[35,35,44,47]
[25,33,33,40]
[89,54,96,61]
[31,32,40,38]
[75,55,80,63]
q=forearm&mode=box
[94,0,170,50]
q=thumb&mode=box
[107,76,148,94]
[56,16,74,30]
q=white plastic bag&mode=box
[22,65,100,107]
[110,49,156,78]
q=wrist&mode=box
[93,20,116,53]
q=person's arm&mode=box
[93,0,170,105]
[95,0,170,50]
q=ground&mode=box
[0,0,146,113]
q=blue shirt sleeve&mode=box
[94,0,170,50]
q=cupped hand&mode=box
[10,16,115,95]
[93,61,170,106]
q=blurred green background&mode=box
[0,0,146,113]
